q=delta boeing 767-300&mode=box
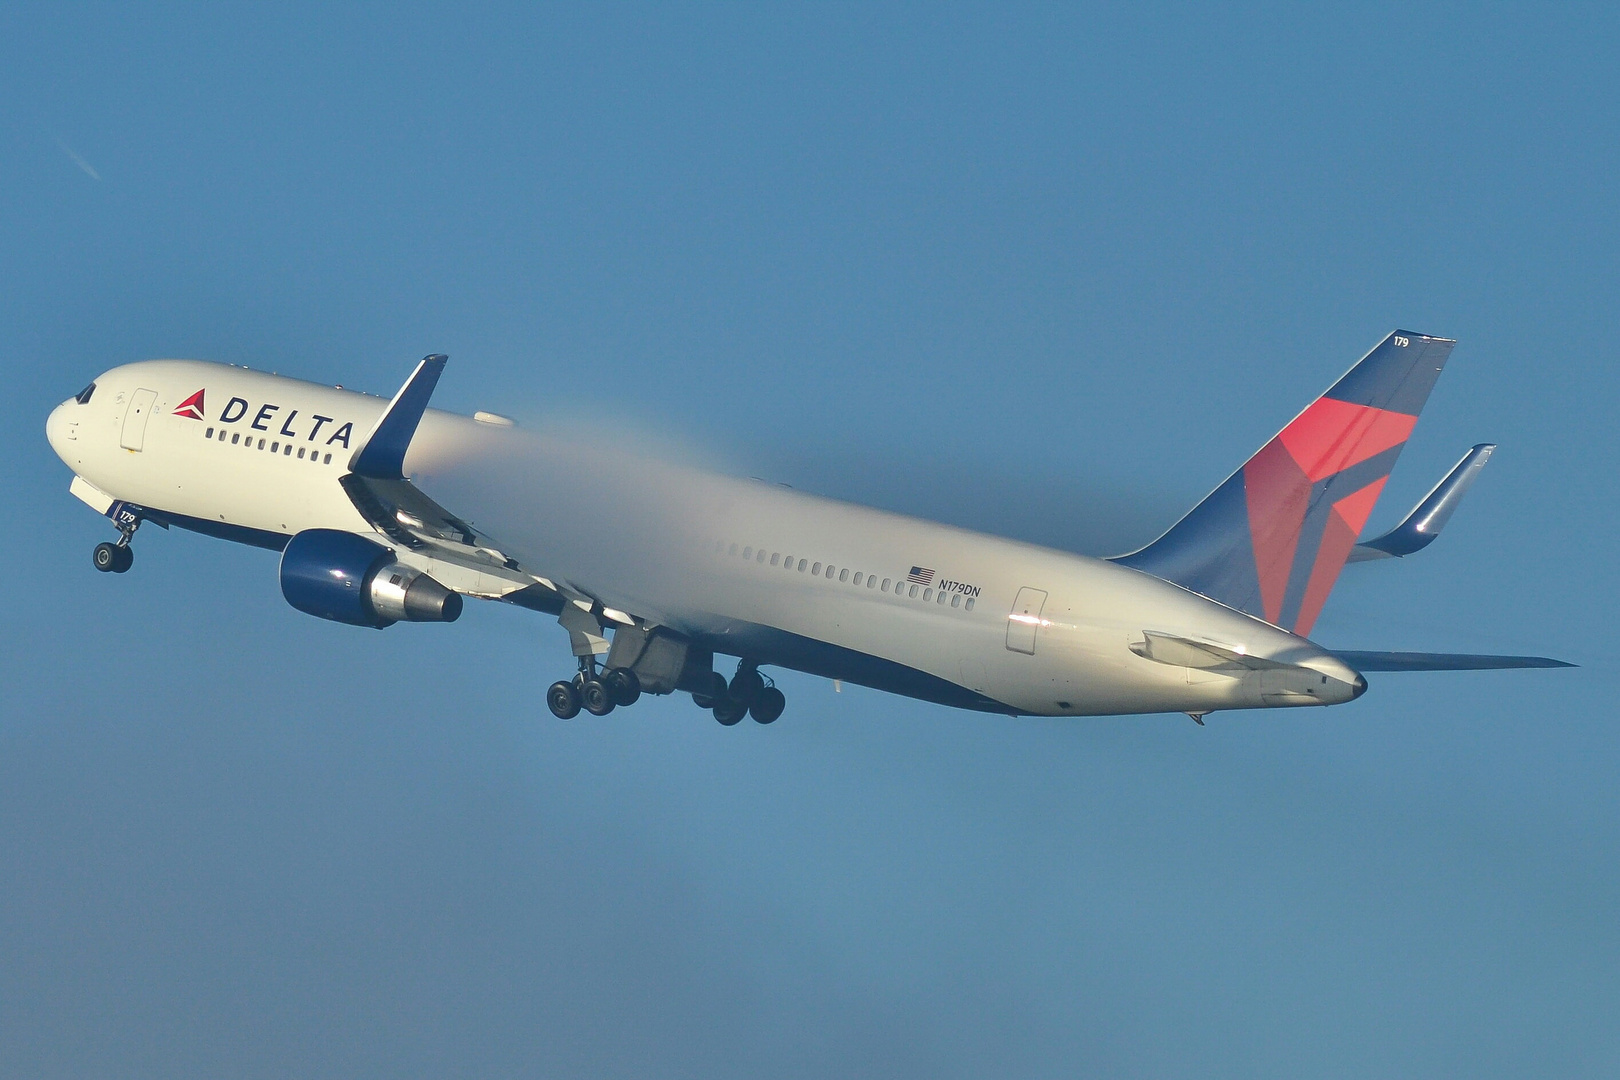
[45,330,1568,725]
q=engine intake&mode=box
[279,528,463,628]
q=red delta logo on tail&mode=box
[173,389,206,420]
[1244,396,1417,635]
[1111,330,1455,639]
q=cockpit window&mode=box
[74,382,96,405]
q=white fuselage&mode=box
[47,359,1365,717]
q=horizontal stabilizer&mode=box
[1349,444,1494,561]
[1333,650,1574,671]
[349,354,448,479]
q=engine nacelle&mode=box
[279,529,463,628]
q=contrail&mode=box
[53,135,100,181]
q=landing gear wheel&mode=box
[581,679,616,716]
[112,546,133,573]
[729,668,765,709]
[604,668,641,707]
[93,542,119,572]
[750,686,786,725]
[691,671,729,710]
[547,680,581,720]
[713,696,748,726]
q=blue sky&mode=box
[2,4,1616,1077]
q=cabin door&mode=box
[1006,587,1047,655]
[119,388,158,451]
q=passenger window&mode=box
[965,598,975,611]
[839,569,848,583]
[271,442,279,453]
[770,553,780,566]
[852,573,862,586]
[951,594,960,607]
[882,578,891,592]
[937,591,946,604]
[730,544,739,556]
[219,430,226,441]
[284,444,292,455]
[257,439,265,450]
[909,584,919,598]
[798,559,807,571]
[743,547,752,559]
[205,427,214,438]
[868,576,877,589]
[826,565,836,579]
[811,562,821,575]
[924,588,933,602]
[298,447,305,459]
[323,453,331,464]
[758,549,767,563]
[231,433,240,445]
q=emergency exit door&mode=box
[120,388,158,451]
[1006,587,1048,655]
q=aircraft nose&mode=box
[45,400,71,459]
[46,395,86,465]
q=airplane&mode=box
[44,330,1569,725]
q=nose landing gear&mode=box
[93,541,133,573]
[92,514,140,574]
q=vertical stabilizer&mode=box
[1113,330,1455,636]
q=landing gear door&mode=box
[120,388,158,451]
[1006,587,1048,655]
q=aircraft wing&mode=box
[340,356,564,612]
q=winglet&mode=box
[349,354,447,479]
[1349,443,1495,561]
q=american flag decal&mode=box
[907,566,934,586]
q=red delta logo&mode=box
[1244,395,1417,637]
[173,389,206,420]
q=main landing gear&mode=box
[92,516,140,574]
[546,659,642,720]
[693,662,786,726]
[543,655,787,727]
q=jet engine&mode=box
[279,528,462,628]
